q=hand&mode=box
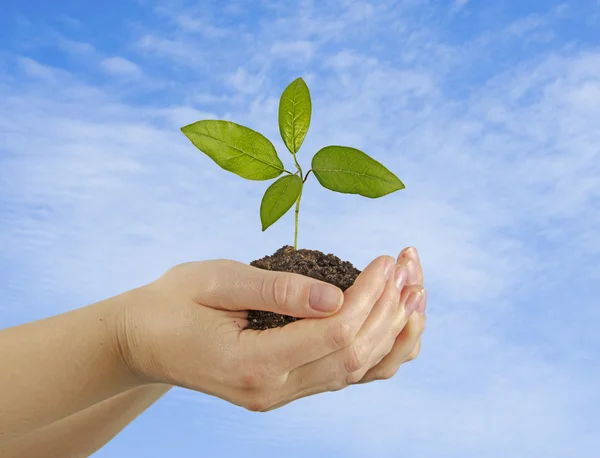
[357,246,427,383]
[264,247,426,408]
[116,250,424,411]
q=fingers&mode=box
[358,291,427,383]
[351,246,424,381]
[397,247,423,285]
[336,263,408,380]
[340,272,413,385]
[278,284,425,403]
[342,285,425,384]
[196,259,344,318]
[247,255,396,374]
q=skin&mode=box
[0,384,172,458]
[0,247,426,456]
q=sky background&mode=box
[1,0,599,456]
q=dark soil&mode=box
[246,245,361,330]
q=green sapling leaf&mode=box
[311,145,405,198]
[180,77,405,250]
[181,120,284,181]
[260,175,303,231]
[278,77,312,155]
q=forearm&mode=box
[0,384,172,458]
[0,287,143,443]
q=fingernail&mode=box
[404,289,424,315]
[394,265,407,290]
[416,290,427,315]
[398,246,417,260]
[309,283,343,312]
[406,247,419,260]
[398,257,417,284]
[383,257,395,280]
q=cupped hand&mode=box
[357,246,427,384]
[265,247,426,408]
[116,249,426,412]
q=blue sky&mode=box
[1,0,600,456]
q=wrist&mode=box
[104,284,159,387]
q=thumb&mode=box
[198,259,344,318]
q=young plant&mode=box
[180,77,404,250]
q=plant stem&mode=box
[292,153,302,174]
[303,169,312,183]
[291,152,303,250]
[294,185,303,250]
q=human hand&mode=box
[357,246,427,384]
[263,247,426,408]
[116,250,425,411]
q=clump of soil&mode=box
[246,245,361,330]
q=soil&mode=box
[245,245,362,330]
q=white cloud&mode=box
[325,50,371,69]
[173,16,229,37]
[57,37,96,55]
[270,40,314,63]
[136,33,211,69]
[227,67,264,94]
[100,57,142,78]
[17,57,69,83]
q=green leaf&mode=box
[278,77,312,154]
[181,120,284,181]
[260,175,303,231]
[311,146,405,198]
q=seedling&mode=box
[180,77,404,250]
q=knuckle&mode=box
[272,275,291,310]
[238,371,262,391]
[377,367,398,380]
[344,341,369,373]
[406,346,421,362]
[393,317,408,336]
[237,361,283,394]
[328,379,348,392]
[371,352,386,369]
[345,370,365,385]
[244,397,270,412]
[328,319,356,350]
[237,364,267,392]
[263,274,298,311]
[384,290,400,310]
[384,334,398,356]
